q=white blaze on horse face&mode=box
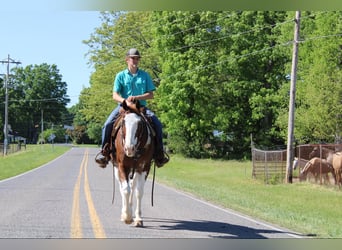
[124,113,140,157]
[293,158,298,170]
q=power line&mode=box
[6,97,67,103]
[86,11,326,69]
[157,31,342,81]
[149,11,330,58]
[133,11,321,58]
[77,30,342,99]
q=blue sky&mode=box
[0,10,102,107]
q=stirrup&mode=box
[95,151,109,168]
[155,151,170,168]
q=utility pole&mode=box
[41,109,44,144]
[1,55,21,155]
[286,11,301,183]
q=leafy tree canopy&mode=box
[80,11,342,158]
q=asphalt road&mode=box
[0,147,302,238]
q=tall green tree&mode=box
[9,63,70,143]
[152,11,289,158]
[81,11,157,143]
[82,11,341,159]
[276,11,342,143]
[68,100,94,144]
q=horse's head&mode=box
[309,147,319,159]
[293,157,298,170]
[119,100,145,157]
[122,99,141,114]
[309,147,334,163]
[116,99,152,160]
[122,112,143,157]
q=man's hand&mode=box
[127,96,136,102]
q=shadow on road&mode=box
[142,217,301,238]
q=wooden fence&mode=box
[251,147,287,184]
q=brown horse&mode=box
[309,147,342,187]
[299,157,336,184]
[111,100,155,227]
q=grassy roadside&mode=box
[1,146,341,238]
[154,155,342,238]
[0,144,71,180]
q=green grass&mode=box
[154,155,342,238]
[0,144,71,180]
[1,148,342,238]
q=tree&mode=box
[9,63,70,143]
[69,90,98,144]
[81,11,157,144]
[276,11,342,143]
[82,11,341,159]
[152,11,289,158]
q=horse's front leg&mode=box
[133,171,147,227]
[115,167,133,224]
[128,178,134,208]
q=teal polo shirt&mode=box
[113,68,156,106]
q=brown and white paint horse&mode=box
[309,147,342,187]
[111,100,155,227]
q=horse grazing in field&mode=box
[293,157,308,170]
[110,100,155,227]
[309,147,342,187]
[299,157,336,184]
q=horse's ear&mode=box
[134,99,141,110]
[122,100,128,110]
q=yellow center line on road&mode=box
[70,148,106,238]
[83,149,107,238]
[70,149,85,238]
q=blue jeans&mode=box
[101,104,164,152]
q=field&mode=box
[155,155,342,238]
[1,146,342,238]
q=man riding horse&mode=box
[95,48,169,168]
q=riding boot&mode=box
[154,143,170,168]
[95,143,111,168]
[155,150,170,168]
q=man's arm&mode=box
[113,91,154,103]
[113,92,125,103]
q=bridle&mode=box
[120,112,150,159]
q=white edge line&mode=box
[152,180,303,238]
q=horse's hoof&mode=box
[125,220,133,225]
[134,220,143,227]
[122,218,133,224]
[121,215,133,224]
